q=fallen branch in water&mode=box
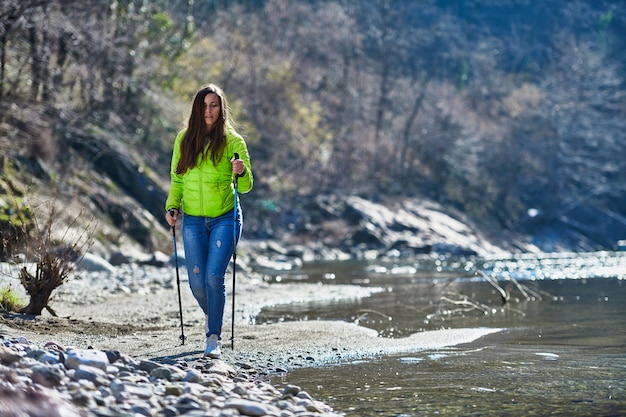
[476,270,553,303]
[476,270,510,304]
[426,293,527,321]
[438,295,491,314]
[354,309,393,324]
[423,273,541,321]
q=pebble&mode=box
[0,336,341,417]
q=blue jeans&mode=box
[182,206,242,339]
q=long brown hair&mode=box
[176,84,232,174]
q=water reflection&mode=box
[261,252,626,416]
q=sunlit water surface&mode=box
[259,252,626,416]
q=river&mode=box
[258,251,626,416]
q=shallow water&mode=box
[261,252,626,416]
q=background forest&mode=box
[1,0,625,258]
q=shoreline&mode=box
[1,318,501,417]
[0,262,503,416]
[2,314,502,371]
[1,262,501,372]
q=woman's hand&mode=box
[166,209,178,227]
[231,157,245,176]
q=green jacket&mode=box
[165,128,253,217]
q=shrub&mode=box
[0,285,24,312]
[1,193,96,316]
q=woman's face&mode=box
[203,93,221,129]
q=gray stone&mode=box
[282,384,301,397]
[0,336,342,417]
[138,359,161,373]
[183,368,205,383]
[26,348,59,364]
[225,398,271,416]
[0,346,23,364]
[131,403,154,416]
[76,252,117,273]
[72,364,107,383]
[65,349,109,371]
[150,364,186,381]
[30,363,66,388]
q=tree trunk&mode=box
[18,253,66,316]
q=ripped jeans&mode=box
[182,206,242,339]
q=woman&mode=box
[165,84,253,358]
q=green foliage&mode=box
[0,178,34,260]
[230,97,261,146]
[0,197,32,228]
[1,0,625,249]
[168,37,224,96]
[148,11,174,34]
[0,285,24,313]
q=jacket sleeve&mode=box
[229,131,254,195]
[165,130,186,212]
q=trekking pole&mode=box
[170,209,186,345]
[231,153,240,350]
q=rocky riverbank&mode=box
[0,254,501,416]
[0,335,339,417]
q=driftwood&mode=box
[476,270,510,304]
[476,270,550,303]
[355,309,393,323]
[424,271,550,321]
[439,295,491,314]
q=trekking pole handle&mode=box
[233,153,240,180]
[168,209,178,235]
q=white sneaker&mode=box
[204,334,221,359]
